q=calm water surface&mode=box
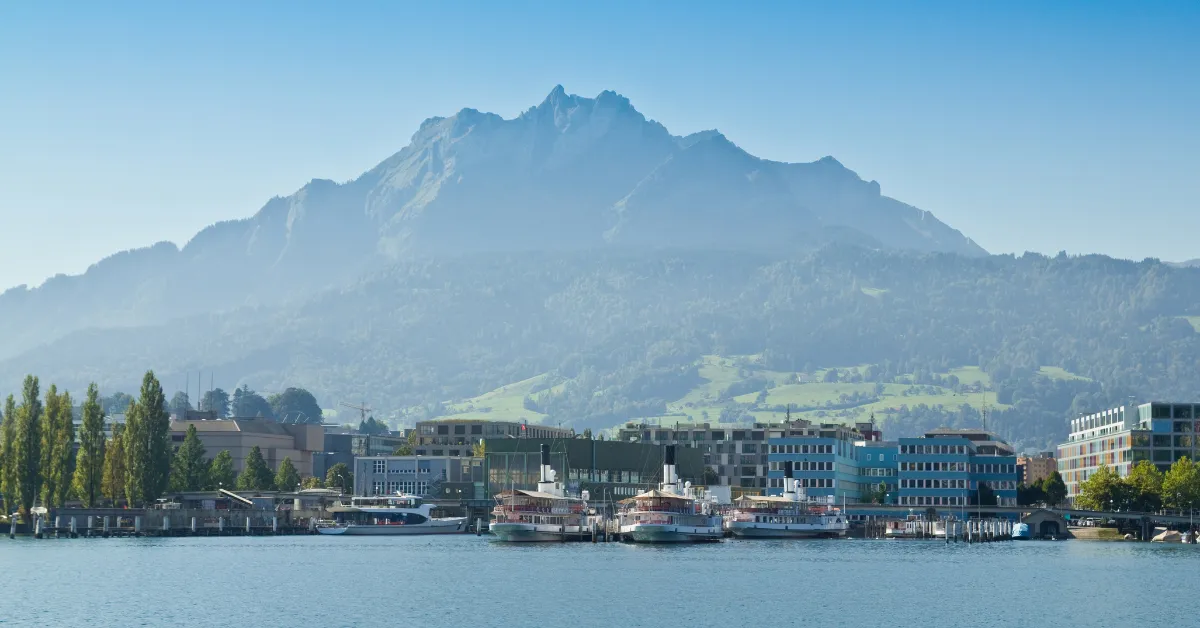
[3,536,1197,627]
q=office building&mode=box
[352,455,485,499]
[897,429,1019,508]
[766,422,871,501]
[1057,402,1200,500]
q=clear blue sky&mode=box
[2,1,1197,290]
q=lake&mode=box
[3,536,1197,627]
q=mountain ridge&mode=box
[0,86,984,359]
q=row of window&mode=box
[861,468,896,477]
[897,495,1018,507]
[768,460,835,472]
[901,479,1018,491]
[768,477,836,489]
[769,444,835,455]
[371,481,430,495]
[902,462,967,472]
[900,444,969,455]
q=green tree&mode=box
[40,388,75,507]
[169,391,192,417]
[1121,461,1163,512]
[392,444,414,456]
[236,445,274,491]
[207,450,235,490]
[358,417,389,435]
[268,388,323,424]
[101,424,126,505]
[1,395,16,514]
[471,440,486,458]
[1076,465,1122,511]
[274,457,301,492]
[1162,456,1200,513]
[1017,483,1046,506]
[301,475,323,489]
[974,481,998,506]
[13,376,43,516]
[231,386,273,418]
[124,371,172,505]
[168,424,208,492]
[325,462,352,494]
[1040,470,1068,508]
[72,384,106,507]
[199,388,230,417]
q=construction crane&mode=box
[340,401,374,424]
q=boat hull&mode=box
[623,524,723,543]
[317,518,468,535]
[489,522,589,542]
[728,523,845,539]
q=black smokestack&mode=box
[665,444,676,466]
[784,460,794,479]
[540,443,550,467]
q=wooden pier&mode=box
[11,509,319,539]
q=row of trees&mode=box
[1,372,172,515]
[2,371,331,518]
[171,386,322,423]
[1076,458,1200,513]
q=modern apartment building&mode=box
[353,455,484,499]
[1056,402,1200,500]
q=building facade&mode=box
[413,420,573,457]
[619,422,798,489]
[1017,452,1057,486]
[1057,402,1200,500]
[170,418,324,478]
[897,429,1018,508]
[766,423,870,501]
[352,455,485,500]
[856,440,900,502]
[483,438,705,500]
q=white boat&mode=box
[317,493,468,535]
[491,444,591,542]
[884,514,928,539]
[726,462,847,538]
[618,445,723,543]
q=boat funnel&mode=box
[663,445,678,487]
[539,444,552,483]
[783,460,799,499]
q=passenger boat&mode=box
[490,444,591,542]
[1011,522,1032,540]
[726,461,847,538]
[884,513,929,539]
[317,493,468,535]
[618,445,723,543]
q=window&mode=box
[454,425,466,435]
[373,460,386,473]
[470,425,482,434]
[437,425,449,435]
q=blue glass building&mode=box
[767,423,869,501]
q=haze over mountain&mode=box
[10,87,1197,452]
[0,87,982,360]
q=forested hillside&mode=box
[3,246,1199,452]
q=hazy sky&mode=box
[2,1,1197,290]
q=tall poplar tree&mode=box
[207,450,235,490]
[39,387,75,508]
[124,371,171,505]
[236,445,274,491]
[13,375,43,516]
[1,395,15,514]
[72,384,106,507]
[101,424,127,505]
[169,424,207,492]
[274,457,300,493]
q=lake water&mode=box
[3,536,1197,627]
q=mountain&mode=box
[1170,259,1200,268]
[4,248,1200,452]
[0,86,983,360]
